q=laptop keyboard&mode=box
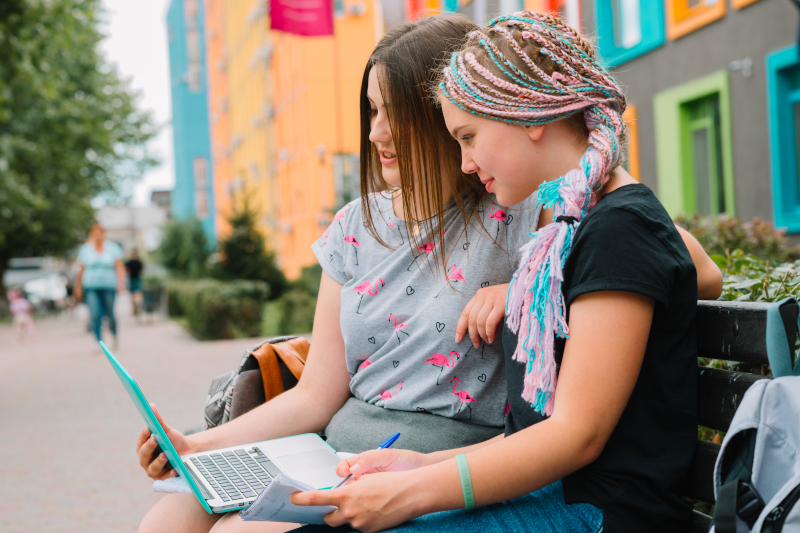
[190,447,280,502]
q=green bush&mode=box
[158,218,211,278]
[714,250,800,303]
[675,213,800,262]
[167,279,269,340]
[262,289,317,337]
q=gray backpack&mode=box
[711,298,800,533]
[204,336,306,430]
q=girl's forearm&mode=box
[190,384,349,453]
[406,418,597,517]
[425,433,504,465]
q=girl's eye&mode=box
[460,135,472,143]
[369,108,378,115]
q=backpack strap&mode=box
[766,297,800,377]
[271,337,310,380]
[715,479,765,532]
[249,342,287,402]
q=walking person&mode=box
[8,287,36,343]
[125,250,144,316]
[74,223,125,348]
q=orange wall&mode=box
[268,2,380,278]
[204,0,232,239]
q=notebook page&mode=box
[238,474,336,524]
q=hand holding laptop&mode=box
[135,403,189,480]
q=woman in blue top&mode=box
[75,222,125,346]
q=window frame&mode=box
[665,0,726,41]
[653,70,735,217]
[525,0,581,32]
[593,0,666,68]
[622,104,641,182]
[731,0,761,10]
[767,45,800,233]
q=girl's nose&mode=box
[369,112,392,144]
[461,154,478,175]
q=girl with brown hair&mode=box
[290,12,708,533]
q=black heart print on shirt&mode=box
[505,214,514,225]
[393,361,399,368]
[478,374,487,382]
[406,286,415,295]
[463,242,470,250]
[436,322,445,333]
[480,282,490,288]
[368,337,376,344]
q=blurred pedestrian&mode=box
[125,250,144,316]
[8,288,36,343]
[74,223,125,347]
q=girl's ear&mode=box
[525,124,546,142]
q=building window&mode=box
[593,0,664,67]
[193,157,208,188]
[183,0,197,28]
[334,0,345,17]
[622,104,641,182]
[654,70,734,217]
[665,0,725,40]
[195,189,208,219]
[767,45,800,232]
[333,154,361,210]
[524,0,580,32]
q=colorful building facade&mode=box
[583,0,797,231]
[166,0,215,242]
[199,0,381,278]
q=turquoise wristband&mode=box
[455,453,475,510]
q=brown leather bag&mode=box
[203,336,310,429]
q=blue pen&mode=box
[333,432,401,488]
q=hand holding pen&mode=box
[333,432,401,488]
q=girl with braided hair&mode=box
[292,12,703,533]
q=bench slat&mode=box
[685,440,720,504]
[689,510,712,533]
[697,367,770,431]
[696,300,798,364]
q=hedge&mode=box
[166,279,269,340]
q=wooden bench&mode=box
[223,300,798,530]
[687,299,799,532]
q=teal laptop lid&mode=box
[100,341,213,513]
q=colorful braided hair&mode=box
[440,11,627,416]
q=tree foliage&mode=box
[157,218,210,279]
[0,0,158,312]
[214,200,288,299]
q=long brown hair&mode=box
[359,14,486,276]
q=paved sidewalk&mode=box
[0,295,275,532]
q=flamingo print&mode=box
[450,377,476,419]
[379,382,403,399]
[343,235,361,266]
[333,209,347,239]
[425,351,460,385]
[489,203,512,239]
[389,220,404,245]
[388,313,410,344]
[352,278,384,314]
[434,264,466,298]
[359,359,372,369]
[406,242,436,271]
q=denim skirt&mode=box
[294,480,602,533]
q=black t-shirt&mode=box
[125,259,143,280]
[503,184,698,532]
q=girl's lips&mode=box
[483,178,494,193]
[379,151,397,165]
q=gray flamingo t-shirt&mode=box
[311,191,541,428]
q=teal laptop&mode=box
[100,341,342,513]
